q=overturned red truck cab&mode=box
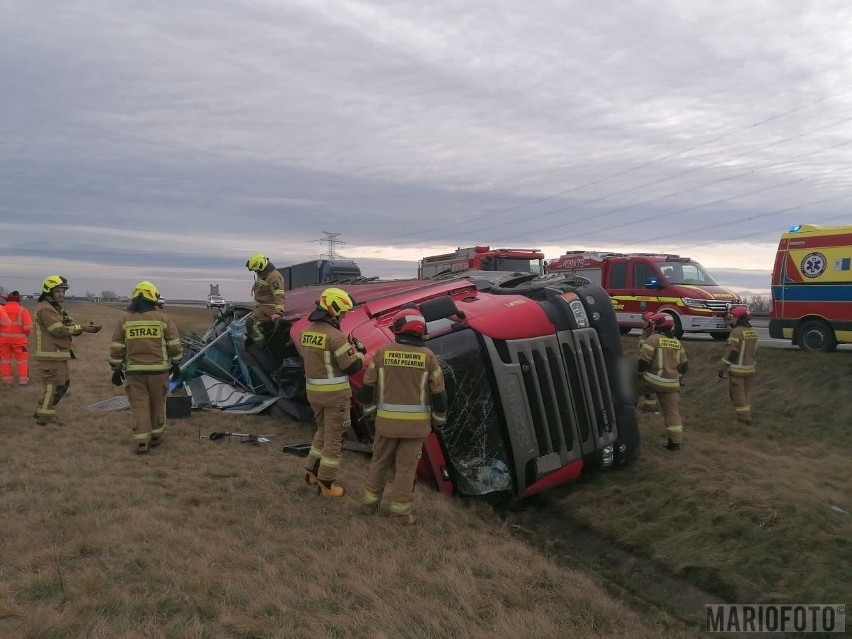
[258,271,640,500]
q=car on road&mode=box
[206,294,227,308]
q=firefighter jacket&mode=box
[720,324,758,377]
[109,310,182,373]
[637,325,654,355]
[361,341,447,439]
[34,300,83,361]
[300,319,363,402]
[0,306,8,336]
[639,332,687,392]
[252,268,286,312]
[0,301,33,345]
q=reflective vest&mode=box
[0,302,33,345]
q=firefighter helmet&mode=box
[391,310,427,337]
[318,287,354,318]
[246,254,269,272]
[42,275,69,294]
[132,280,160,303]
[641,311,655,324]
[727,306,751,324]
[651,312,674,329]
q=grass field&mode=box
[0,302,848,638]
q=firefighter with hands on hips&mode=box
[300,287,365,497]
[109,281,183,454]
[245,253,286,346]
[638,313,688,451]
[0,291,34,386]
[718,306,758,425]
[33,275,101,426]
[636,311,658,413]
[360,309,447,526]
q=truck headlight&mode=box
[682,297,708,309]
[568,300,589,327]
[601,444,614,467]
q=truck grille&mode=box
[705,299,741,312]
[485,328,617,491]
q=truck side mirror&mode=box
[645,277,663,289]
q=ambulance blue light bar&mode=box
[789,225,801,232]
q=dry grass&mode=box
[0,303,680,639]
[541,336,852,607]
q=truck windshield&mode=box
[655,261,718,286]
[495,257,543,274]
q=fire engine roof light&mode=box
[789,224,801,232]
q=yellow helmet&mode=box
[318,287,354,318]
[246,254,269,272]
[42,275,69,294]
[132,280,160,303]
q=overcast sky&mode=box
[2,0,851,301]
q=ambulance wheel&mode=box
[664,312,684,338]
[797,320,837,353]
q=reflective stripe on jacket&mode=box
[720,326,758,376]
[110,311,182,372]
[34,301,80,361]
[639,333,687,392]
[301,321,361,397]
[0,302,33,344]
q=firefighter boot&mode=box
[391,513,417,526]
[304,458,320,486]
[317,479,345,498]
[134,441,150,455]
[663,439,681,452]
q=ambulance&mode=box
[769,224,852,352]
[546,251,744,338]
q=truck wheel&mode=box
[797,321,837,352]
[664,312,683,338]
[711,331,730,341]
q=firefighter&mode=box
[245,253,286,345]
[33,275,101,426]
[636,311,658,413]
[360,309,447,525]
[638,313,688,451]
[718,306,758,425]
[301,287,365,497]
[109,281,183,454]
[0,291,33,385]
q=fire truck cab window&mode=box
[633,262,657,288]
[608,262,627,288]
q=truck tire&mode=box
[710,331,730,341]
[796,320,837,352]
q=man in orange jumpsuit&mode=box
[0,291,34,386]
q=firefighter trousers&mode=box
[36,360,70,421]
[246,305,279,343]
[363,435,424,517]
[728,375,754,423]
[126,372,169,448]
[308,394,351,483]
[0,341,29,384]
[656,390,683,444]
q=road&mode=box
[672,317,852,351]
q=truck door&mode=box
[604,259,630,321]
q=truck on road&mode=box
[279,259,362,290]
[546,251,744,338]
[418,246,544,279]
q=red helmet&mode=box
[651,312,674,329]
[391,310,426,337]
[728,306,751,323]
[641,311,655,324]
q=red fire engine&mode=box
[418,246,544,279]
[546,251,744,338]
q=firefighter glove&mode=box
[431,412,447,431]
[84,322,102,333]
[718,370,726,379]
[111,369,125,386]
[351,337,367,354]
[170,363,182,380]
